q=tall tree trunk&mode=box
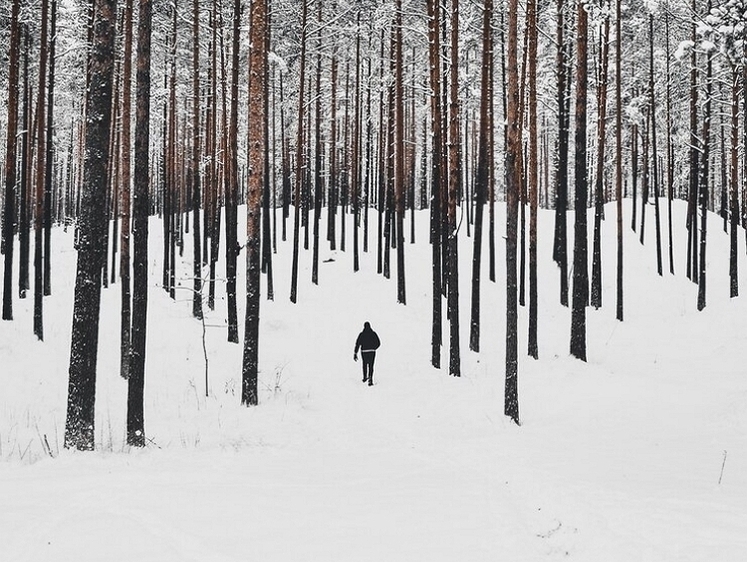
[19,30,30,300]
[312,0,324,284]
[2,0,21,320]
[191,0,203,319]
[427,0,443,369]
[225,0,239,342]
[128,0,152,447]
[394,0,406,302]
[469,0,492,353]
[665,9,674,275]
[43,0,57,298]
[570,0,589,362]
[697,45,712,311]
[729,65,739,298]
[615,0,623,321]
[290,0,307,304]
[650,14,663,276]
[447,0,460,377]
[65,0,116,451]
[527,0,539,357]
[33,0,50,341]
[243,0,267,406]
[120,0,134,377]
[505,0,521,423]
[553,0,570,307]
[591,18,609,310]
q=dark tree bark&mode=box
[697,45,712,311]
[447,0,460,377]
[394,0,406,302]
[427,0,443,369]
[120,0,134,378]
[243,0,267,406]
[729,65,739,298]
[665,10,674,276]
[290,0,308,304]
[615,0,623,321]
[312,0,324,284]
[191,0,203,320]
[469,0,492,354]
[2,0,21,321]
[33,0,50,341]
[687,0,699,283]
[505,0,521,423]
[590,18,609,310]
[127,0,152,447]
[225,0,240,343]
[19,29,30,300]
[65,0,116,451]
[650,14,662,277]
[43,0,57,298]
[570,0,589,362]
[527,0,539,357]
[553,0,570,307]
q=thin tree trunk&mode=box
[191,0,203,320]
[447,0,460,377]
[615,0,623,321]
[43,0,57,298]
[290,0,308,304]
[591,18,609,310]
[225,0,239,342]
[527,0,539,357]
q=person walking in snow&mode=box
[354,322,381,386]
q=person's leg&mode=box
[368,353,376,385]
[361,358,367,382]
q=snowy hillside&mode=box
[1,201,745,561]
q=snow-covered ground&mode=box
[1,201,745,561]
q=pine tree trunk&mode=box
[243,0,267,406]
[469,0,492,354]
[191,0,203,320]
[225,0,239,342]
[527,0,539,357]
[615,0,624,321]
[427,0,443,369]
[290,0,307,304]
[128,0,152,447]
[447,0,460,377]
[570,0,589,362]
[591,19,609,310]
[697,47,712,311]
[43,0,57,298]
[2,0,21,321]
[65,0,116,451]
[394,1,406,303]
[553,0,569,307]
[505,0,521,423]
[33,0,50,341]
[729,65,739,298]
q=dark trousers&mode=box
[361,352,376,384]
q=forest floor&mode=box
[1,201,746,561]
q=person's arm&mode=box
[354,334,360,360]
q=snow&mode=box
[1,201,746,561]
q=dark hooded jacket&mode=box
[355,323,381,354]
